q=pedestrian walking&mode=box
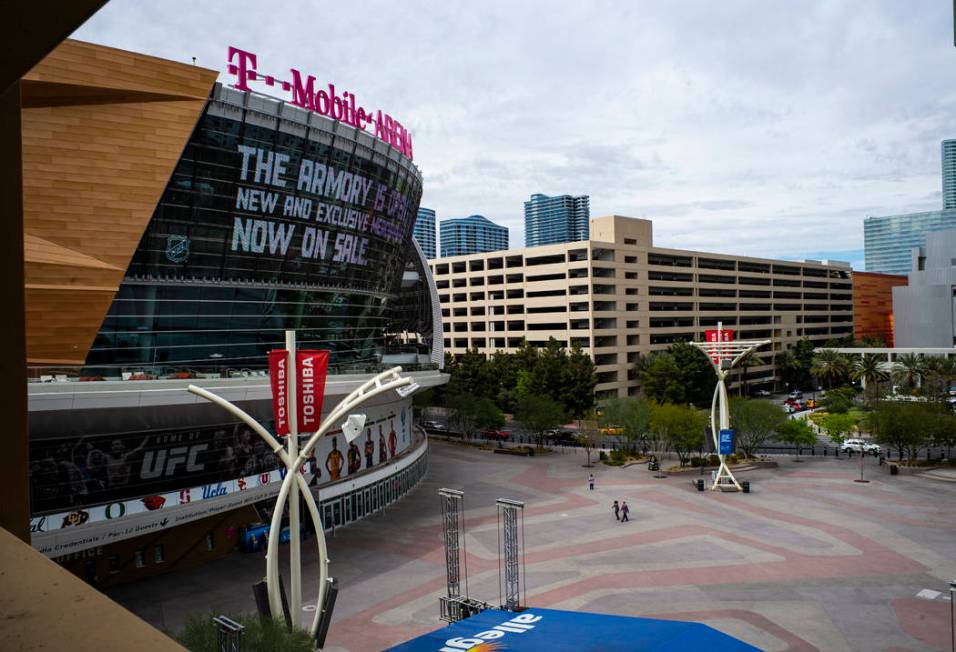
[588,473,595,491]
[612,500,620,521]
[620,501,630,523]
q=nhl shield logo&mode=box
[165,235,190,263]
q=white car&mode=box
[840,438,881,454]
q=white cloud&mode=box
[72,0,956,267]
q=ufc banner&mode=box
[268,350,290,436]
[296,350,329,433]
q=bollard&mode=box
[695,479,705,491]
[742,480,750,493]
[890,464,898,476]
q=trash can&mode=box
[890,464,898,476]
[695,479,705,491]
[742,481,750,493]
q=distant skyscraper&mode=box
[943,139,956,209]
[439,215,508,257]
[524,193,590,247]
[864,210,956,274]
[413,207,436,258]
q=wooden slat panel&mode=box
[21,40,218,364]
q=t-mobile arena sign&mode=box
[227,46,414,160]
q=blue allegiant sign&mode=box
[719,429,735,455]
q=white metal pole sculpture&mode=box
[692,322,770,491]
[187,332,418,637]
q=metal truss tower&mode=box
[496,498,526,611]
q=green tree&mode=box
[922,356,956,402]
[735,350,762,397]
[776,339,815,391]
[649,403,707,466]
[515,393,566,449]
[868,401,926,460]
[473,397,505,431]
[893,353,927,395]
[730,398,787,458]
[670,341,717,406]
[777,418,817,461]
[176,613,313,652]
[642,354,687,404]
[601,396,652,452]
[852,354,889,404]
[821,385,857,414]
[819,411,858,445]
[811,349,850,390]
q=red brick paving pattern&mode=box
[321,445,955,651]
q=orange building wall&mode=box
[852,271,907,346]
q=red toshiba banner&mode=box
[268,350,290,436]
[704,329,735,365]
[296,350,329,433]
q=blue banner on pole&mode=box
[719,429,735,455]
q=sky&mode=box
[73,1,956,269]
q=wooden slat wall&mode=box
[21,40,218,364]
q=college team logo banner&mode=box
[268,350,290,436]
[296,350,329,433]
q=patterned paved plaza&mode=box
[109,440,956,651]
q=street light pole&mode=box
[693,322,770,492]
[188,337,418,638]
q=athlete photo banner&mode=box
[296,350,329,432]
[268,349,290,436]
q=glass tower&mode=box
[413,207,436,258]
[524,193,590,247]
[439,215,508,257]
[943,139,956,209]
[864,209,956,274]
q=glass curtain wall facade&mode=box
[83,84,426,373]
[524,193,590,247]
[864,210,956,274]
[943,139,956,210]
[413,207,436,258]
[439,215,508,256]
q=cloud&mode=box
[71,0,956,268]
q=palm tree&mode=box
[893,353,927,394]
[924,356,956,401]
[811,349,849,390]
[735,350,762,396]
[851,354,889,404]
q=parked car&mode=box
[545,429,578,445]
[420,420,446,432]
[788,391,803,400]
[806,399,818,409]
[600,425,624,437]
[784,403,797,414]
[841,438,881,454]
[751,389,772,397]
[482,429,510,440]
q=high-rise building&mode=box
[431,215,853,400]
[440,215,509,257]
[864,210,956,274]
[943,139,956,209]
[524,193,590,247]
[864,139,956,274]
[414,207,436,258]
